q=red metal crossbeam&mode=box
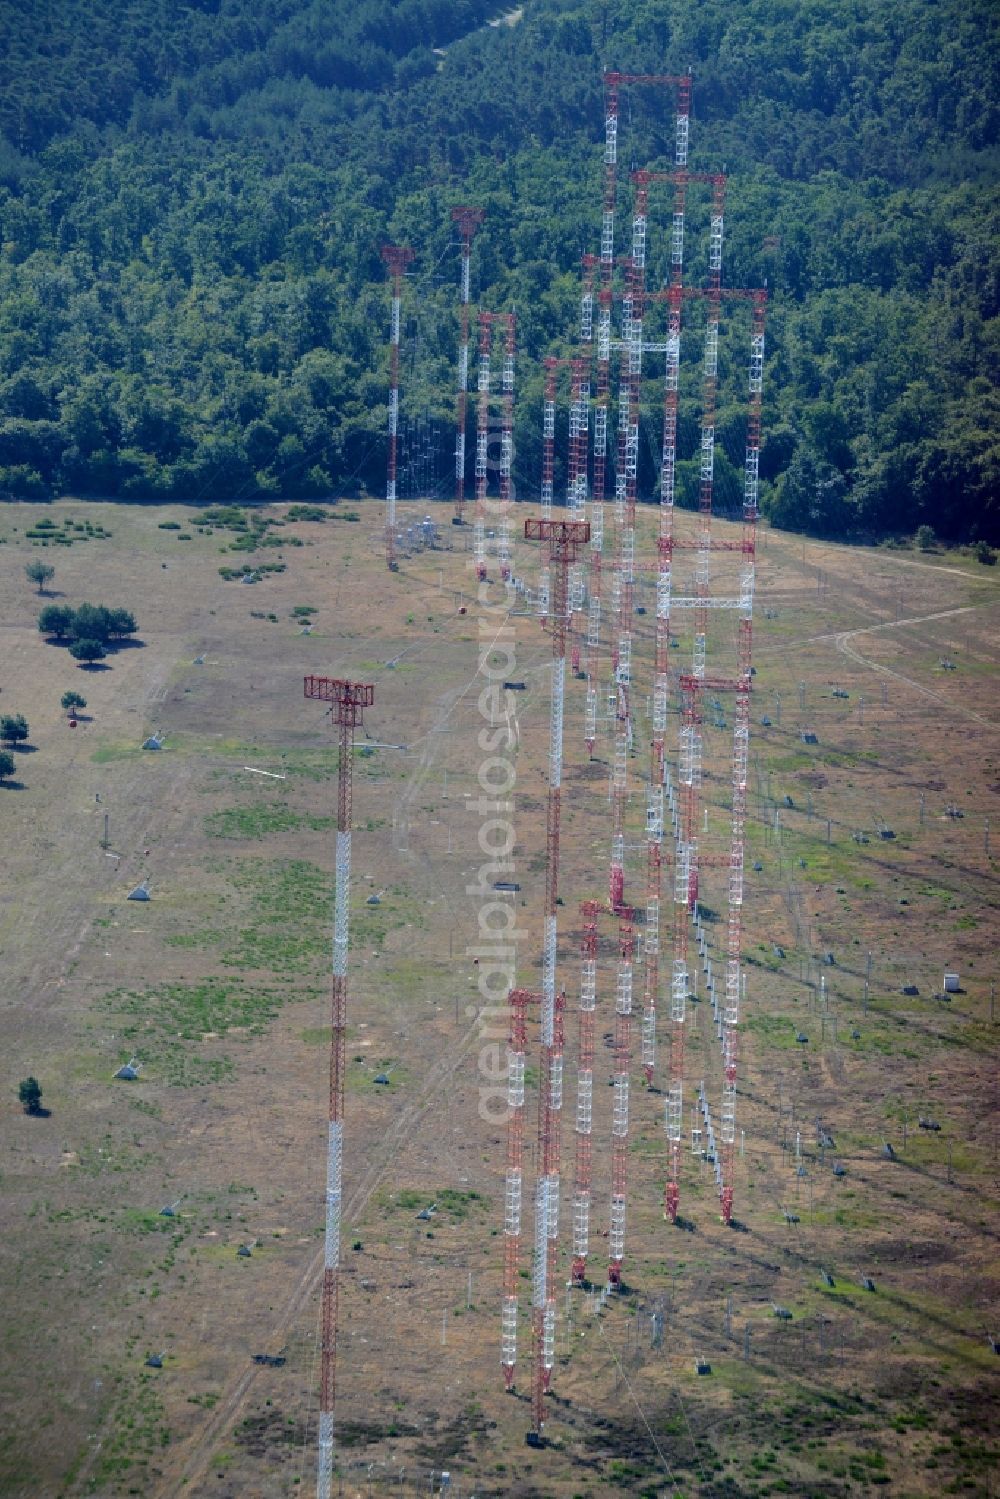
[451,204,486,237]
[304,676,375,727]
[679,674,751,694]
[631,168,725,187]
[604,71,689,87]
[662,537,755,553]
[646,285,767,304]
[524,518,591,549]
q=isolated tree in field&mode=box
[25,559,54,593]
[61,690,87,715]
[38,604,75,638]
[106,606,137,639]
[69,638,106,665]
[0,750,15,782]
[70,602,112,644]
[915,524,936,551]
[0,714,29,746]
[18,1077,42,1114]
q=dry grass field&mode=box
[0,497,997,1498]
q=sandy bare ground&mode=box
[0,500,997,1498]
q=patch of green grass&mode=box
[99,975,291,1086]
[219,858,330,975]
[114,1208,175,1235]
[745,1013,800,1050]
[164,929,225,949]
[106,979,283,1040]
[89,1370,169,1490]
[91,741,144,764]
[227,858,328,921]
[388,1188,487,1220]
[204,803,334,840]
[223,927,326,973]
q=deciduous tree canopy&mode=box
[0,0,996,540]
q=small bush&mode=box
[18,1077,42,1113]
[1,713,29,745]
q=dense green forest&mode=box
[0,0,997,539]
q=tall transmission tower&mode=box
[622,165,725,1210]
[571,899,599,1286]
[568,356,590,654]
[502,986,535,1389]
[608,903,636,1286]
[652,286,766,1224]
[451,206,485,526]
[381,245,413,572]
[523,515,590,1444]
[579,253,604,752]
[498,312,517,582]
[587,73,690,759]
[304,675,375,1499]
[718,288,767,1223]
[673,173,725,1222]
[539,355,587,620]
[474,311,493,582]
[474,311,516,583]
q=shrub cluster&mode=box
[38,603,137,642]
[38,603,139,663]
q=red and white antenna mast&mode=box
[538,355,586,617]
[671,172,726,1218]
[601,73,689,910]
[474,311,493,582]
[718,289,767,1224]
[523,515,590,1443]
[451,207,485,526]
[630,159,690,1094]
[571,900,599,1286]
[568,356,590,666]
[498,312,516,581]
[304,674,375,1499]
[608,905,636,1286]
[502,986,535,1389]
[579,253,604,752]
[381,245,413,572]
[606,191,648,920]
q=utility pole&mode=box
[304,675,375,1499]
